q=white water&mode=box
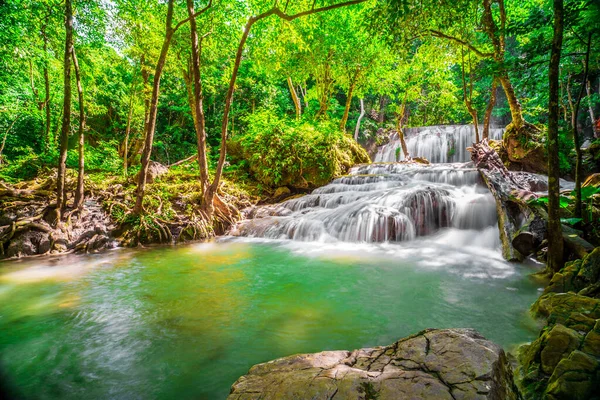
[232,162,501,249]
[375,125,504,163]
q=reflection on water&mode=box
[0,240,541,399]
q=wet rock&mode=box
[227,328,520,400]
[545,350,600,400]
[512,231,536,256]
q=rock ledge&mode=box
[228,328,520,400]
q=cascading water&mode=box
[232,163,501,249]
[232,124,509,250]
[375,124,504,163]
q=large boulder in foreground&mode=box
[228,328,520,400]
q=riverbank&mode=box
[0,162,264,258]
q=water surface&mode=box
[0,238,542,399]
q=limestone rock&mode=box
[227,329,520,400]
[135,160,168,184]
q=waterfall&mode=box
[231,163,500,249]
[375,125,504,163]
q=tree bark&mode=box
[396,103,410,160]
[572,33,592,219]
[72,47,85,210]
[56,0,73,218]
[340,68,360,131]
[461,48,480,143]
[547,0,564,272]
[354,98,364,141]
[483,78,498,140]
[287,76,302,119]
[123,75,136,176]
[186,0,210,198]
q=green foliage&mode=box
[528,195,571,209]
[230,110,368,187]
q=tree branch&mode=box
[174,0,213,33]
[429,30,494,58]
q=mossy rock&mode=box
[503,122,548,173]
[532,292,600,325]
[545,350,600,400]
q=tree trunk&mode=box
[340,81,355,132]
[186,0,210,198]
[42,20,51,150]
[585,78,596,137]
[572,33,592,219]
[547,0,564,273]
[483,78,498,140]
[123,77,135,176]
[354,98,364,141]
[56,0,73,218]
[396,104,410,160]
[133,0,176,215]
[378,95,386,123]
[72,47,85,210]
[461,48,480,143]
[0,117,19,164]
[287,76,301,119]
[499,74,525,129]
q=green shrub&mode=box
[229,110,369,187]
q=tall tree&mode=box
[72,46,85,210]
[56,0,73,219]
[547,0,564,272]
[133,0,212,214]
[572,33,592,219]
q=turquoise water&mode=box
[0,237,542,399]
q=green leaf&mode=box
[560,218,583,226]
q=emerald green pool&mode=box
[0,237,542,399]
